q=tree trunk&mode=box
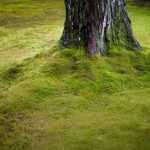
[61,0,141,55]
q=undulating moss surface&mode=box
[0,0,150,150]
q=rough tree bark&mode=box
[61,0,141,55]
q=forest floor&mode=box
[0,0,150,150]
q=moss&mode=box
[0,1,150,150]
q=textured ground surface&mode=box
[0,0,150,150]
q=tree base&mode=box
[61,0,141,55]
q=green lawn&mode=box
[0,0,64,67]
[0,1,150,150]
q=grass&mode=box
[0,0,64,67]
[0,0,150,150]
[128,4,150,51]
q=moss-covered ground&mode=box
[0,0,150,150]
